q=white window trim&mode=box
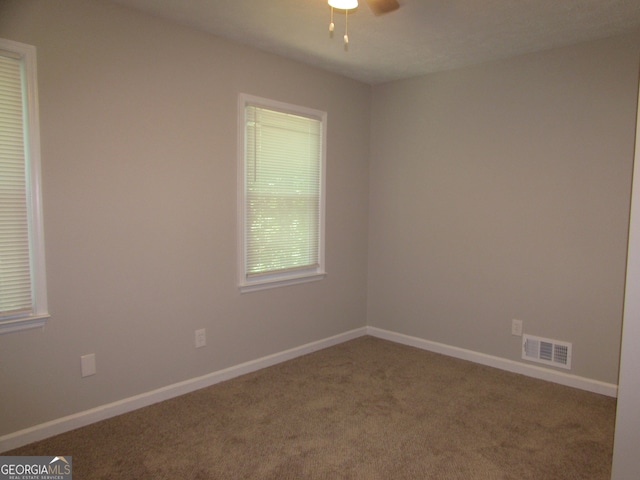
[237,93,327,293]
[0,38,49,334]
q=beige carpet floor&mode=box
[6,336,616,479]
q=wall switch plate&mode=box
[195,328,206,348]
[512,319,524,336]
[81,353,96,377]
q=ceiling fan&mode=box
[328,0,400,44]
[363,0,400,16]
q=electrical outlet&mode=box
[195,328,206,348]
[81,353,96,377]
[511,319,524,336]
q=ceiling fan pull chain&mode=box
[328,1,357,45]
[329,6,335,32]
[344,10,349,44]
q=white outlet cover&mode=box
[81,353,96,377]
[512,319,523,336]
[195,329,206,348]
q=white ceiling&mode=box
[110,0,640,85]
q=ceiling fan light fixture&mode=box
[328,0,358,46]
[328,0,358,10]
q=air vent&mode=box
[522,334,572,370]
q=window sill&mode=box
[0,314,50,335]
[240,271,326,293]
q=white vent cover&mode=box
[522,334,572,370]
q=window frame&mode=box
[0,38,49,334]
[237,93,327,293]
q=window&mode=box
[0,38,48,333]
[238,94,326,292]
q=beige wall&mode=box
[0,0,371,436]
[2,0,639,441]
[368,32,640,384]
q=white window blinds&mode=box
[0,39,48,332]
[0,52,32,318]
[239,95,326,292]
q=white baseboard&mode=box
[366,326,618,398]
[1,325,617,452]
[0,327,368,453]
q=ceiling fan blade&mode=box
[365,0,400,16]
